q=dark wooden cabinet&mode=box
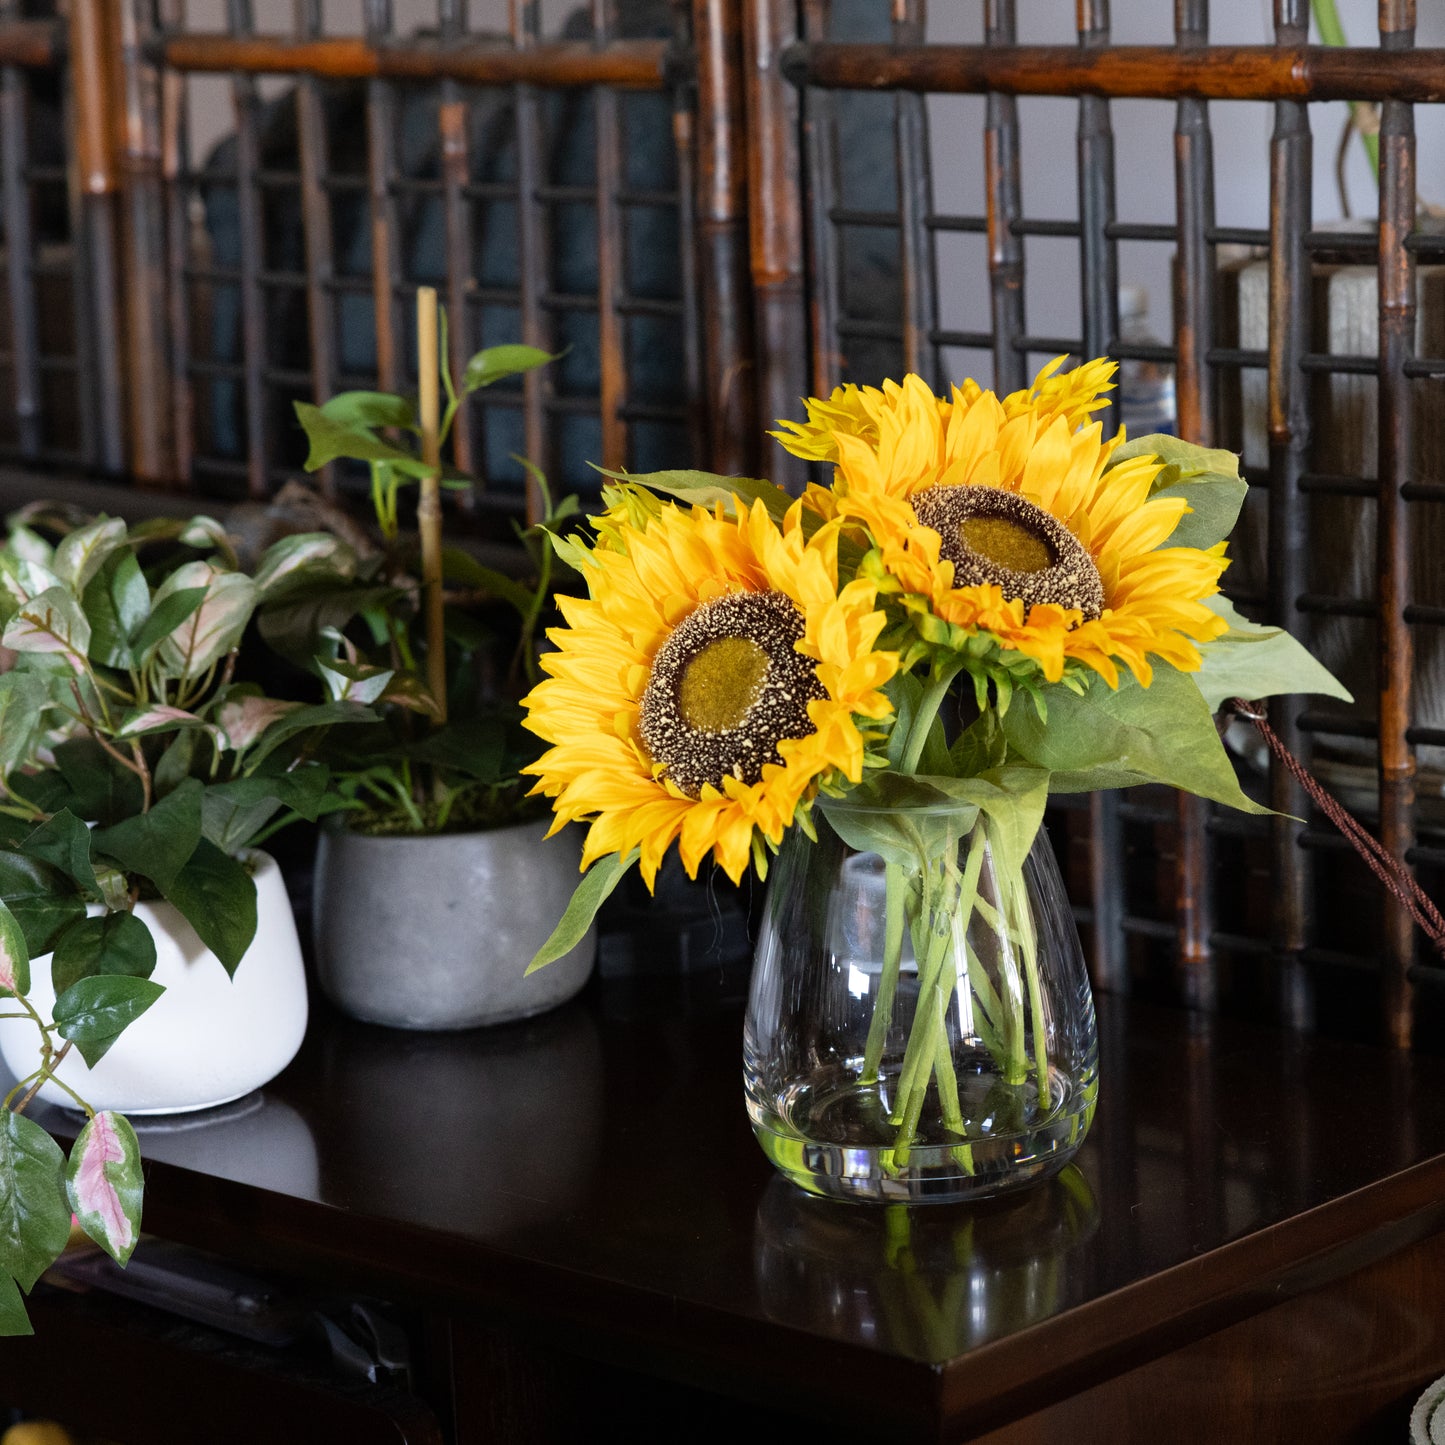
[5,979,1445,1443]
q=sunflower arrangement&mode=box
[522,358,1346,1188]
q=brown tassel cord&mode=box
[1228,697,1445,959]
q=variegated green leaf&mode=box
[150,564,257,680]
[51,516,126,593]
[67,1111,143,1266]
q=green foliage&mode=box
[1112,433,1247,551]
[525,848,638,975]
[54,975,166,1067]
[1000,663,1271,813]
[285,325,565,837]
[0,505,362,1317]
[0,1113,69,1294]
[1191,595,1351,713]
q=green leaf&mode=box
[91,777,203,892]
[0,851,85,956]
[150,564,257,680]
[54,974,166,1067]
[66,1110,143,1267]
[160,838,257,977]
[20,809,99,897]
[594,467,796,526]
[214,689,303,752]
[0,1272,32,1336]
[1001,664,1272,813]
[525,846,635,975]
[1112,433,1247,551]
[2,585,91,664]
[243,700,378,771]
[51,515,126,593]
[293,400,436,477]
[51,911,157,995]
[0,1113,69,1292]
[316,655,395,706]
[1191,595,1353,714]
[199,764,346,849]
[83,547,149,668]
[441,548,536,616]
[0,672,48,779]
[50,737,145,825]
[200,777,284,855]
[316,390,416,432]
[462,344,558,392]
[829,765,1051,877]
[256,579,405,672]
[0,897,30,999]
[406,718,508,781]
[0,552,61,607]
[252,532,358,599]
[130,585,206,660]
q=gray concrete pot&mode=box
[312,818,596,1030]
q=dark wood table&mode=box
[5,972,1445,1444]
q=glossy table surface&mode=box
[33,974,1445,1439]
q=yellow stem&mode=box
[416,286,448,726]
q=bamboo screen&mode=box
[0,0,712,526]
[0,0,1443,1046]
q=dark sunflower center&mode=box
[638,591,827,799]
[911,484,1105,621]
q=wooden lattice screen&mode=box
[0,0,1443,1047]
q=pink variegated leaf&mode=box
[65,1110,142,1266]
[0,898,29,999]
[114,705,225,748]
[215,694,302,751]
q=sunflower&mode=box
[521,499,897,887]
[773,359,1228,689]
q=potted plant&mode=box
[287,288,592,1029]
[0,504,371,1331]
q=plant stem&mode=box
[861,862,908,1085]
[900,658,965,776]
[1310,0,1379,179]
[11,1041,75,1117]
[416,286,449,726]
[890,828,984,1153]
[1004,849,1051,1112]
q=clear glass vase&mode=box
[744,798,1098,1203]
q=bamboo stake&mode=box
[416,287,448,724]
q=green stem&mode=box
[861,863,908,1085]
[983,823,1032,1087]
[1310,0,1379,180]
[1004,851,1051,1112]
[890,829,985,1149]
[900,658,965,776]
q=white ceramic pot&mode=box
[312,818,596,1030]
[0,851,308,1115]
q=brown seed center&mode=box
[958,514,1054,574]
[677,636,769,732]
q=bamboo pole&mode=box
[416,287,448,725]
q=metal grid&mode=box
[762,0,1445,1043]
